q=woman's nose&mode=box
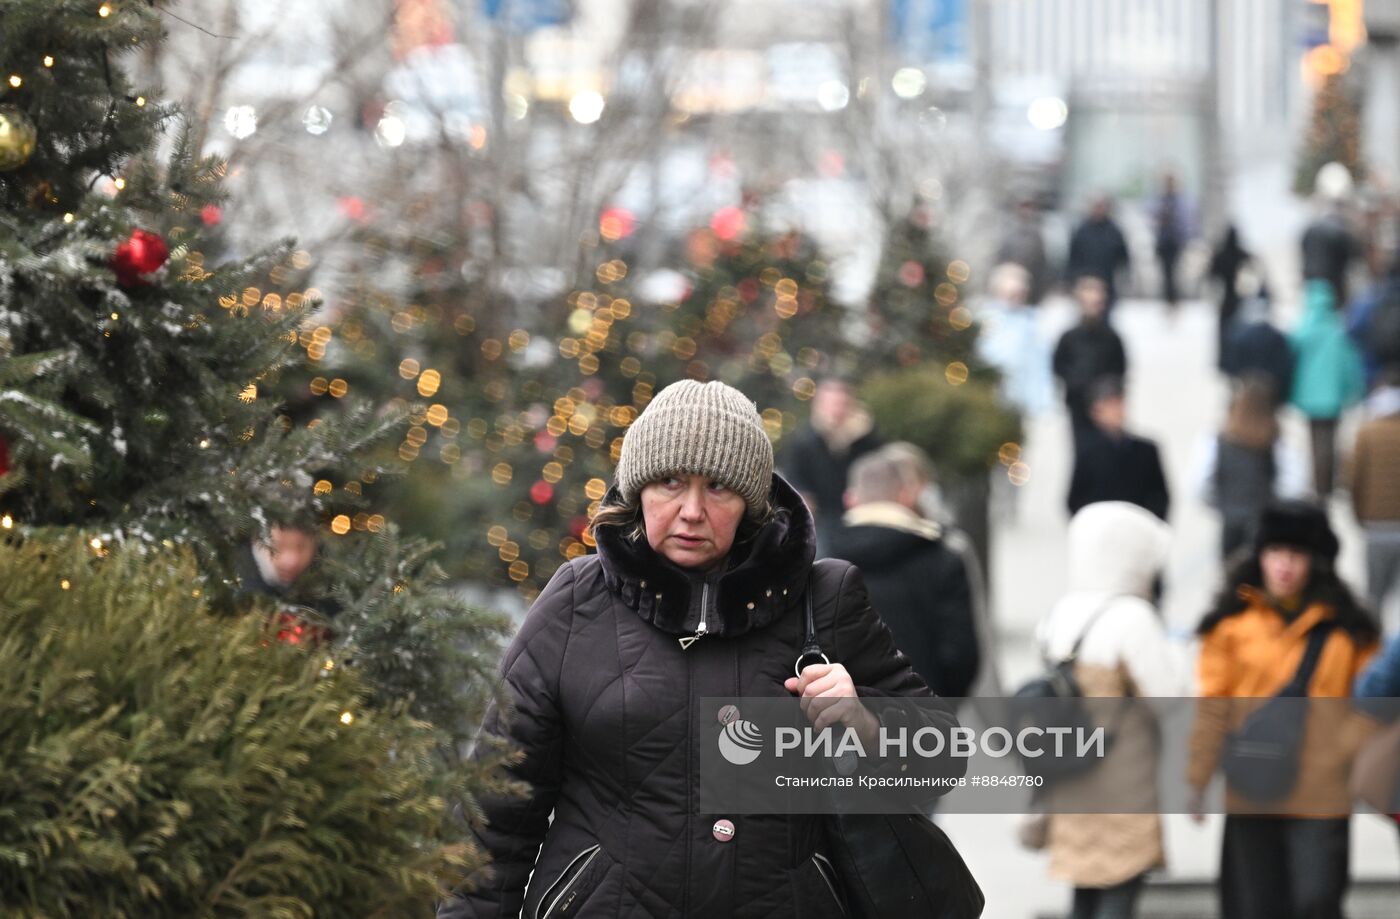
[679,490,706,519]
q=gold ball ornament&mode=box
[0,105,38,171]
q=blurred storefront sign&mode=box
[891,0,969,63]
[482,0,573,32]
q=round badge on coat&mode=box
[712,818,735,842]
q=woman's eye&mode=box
[707,482,729,494]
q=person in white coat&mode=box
[1035,502,1185,919]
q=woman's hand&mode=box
[784,663,881,749]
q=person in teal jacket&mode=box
[1291,279,1365,496]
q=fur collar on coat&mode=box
[593,474,817,638]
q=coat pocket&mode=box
[799,852,848,918]
[537,843,604,919]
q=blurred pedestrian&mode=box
[831,444,980,698]
[1345,368,1400,633]
[1348,252,1400,389]
[236,521,338,642]
[778,377,882,558]
[1067,377,1170,522]
[1151,173,1195,311]
[1209,225,1251,360]
[996,198,1053,305]
[1354,632,1400,839]
[1189,501,1379,919]
[1037,502,1181,919]
[1068,196,1131,310]
[1053,276,1127,442]
[1194,374,1310,560]
[1290,280,1366,497]
[977,262,1054,416]
[1301,162,1362,306]
[1221,289,1294,405]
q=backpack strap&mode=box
[1042,597,1117,668]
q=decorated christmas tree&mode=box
[286,198,850,598]
[274,196,517,584]
[484,216,850,600]
[1294,73,1365,196]
[864,202,985,376]
[0,2,506,907]
[860,201,1021,575]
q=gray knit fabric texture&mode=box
[615,379,774,515]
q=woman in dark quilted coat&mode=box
[438,379,963,919]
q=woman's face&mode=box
[1260,545,1312,600]
[641,474,747,572]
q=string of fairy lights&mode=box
[1,2,1021,609]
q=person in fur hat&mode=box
[1189,500,1378,919]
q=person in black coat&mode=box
[778,377,883,558]
[1068,377,1170,521]
[1053,276,1128,442]
[1221,295,1295,407]
[1152,173,1193,311]
[829,445,980,699]
[1209,225,1251,360]
[1067,196,1131,308]
[439,380,963,919]
[1301,175,1361,306]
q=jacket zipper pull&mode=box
[679,582,711,650]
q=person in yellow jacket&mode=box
[1188,501,1379,919]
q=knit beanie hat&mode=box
[615,380,774,516]
[1255,500,1340,562]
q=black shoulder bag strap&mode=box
[796,563,987,919]
[1279,619,1337,698]
[795,569,829,678]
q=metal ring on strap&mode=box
[794,651,830,679]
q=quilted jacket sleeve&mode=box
[830,562,967,788]
[438,562,577,919]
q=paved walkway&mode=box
[940,294,1400,919]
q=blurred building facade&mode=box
[1365,0,1400,183]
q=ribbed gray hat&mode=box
[615,380,774,516]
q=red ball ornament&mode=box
[599,206,636,242]
[200,204,222,226]
[898,260,926,288]
[110,228,169,287]
[710,206,746,242]
[530,480,554,505]
[338,196,367,222]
